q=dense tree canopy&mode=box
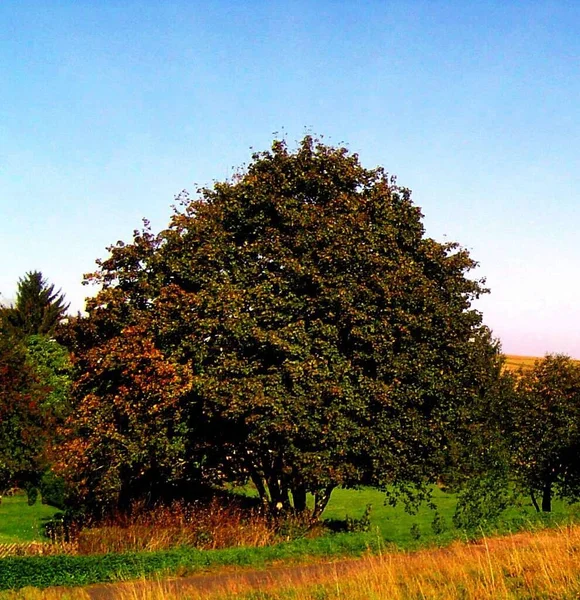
[59,137,494,517]
[0,273,72,495]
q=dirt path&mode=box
[86,557,364,599]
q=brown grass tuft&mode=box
[69,498,317,555]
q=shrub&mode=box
[345,504,373,533]
[410,524,421,540]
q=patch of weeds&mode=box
[431,511,447,535]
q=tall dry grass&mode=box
[47,498,321,556]
[72,498,285,554]
[96,523,580,599]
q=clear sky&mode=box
[1,1,579,357]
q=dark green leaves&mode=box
[59,137,492,517]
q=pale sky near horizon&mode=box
[1,1,579,357]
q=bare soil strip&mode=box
[85,557,364,599]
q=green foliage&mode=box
[409,523,421,540]
[1,272,69,338]
[452,471,512,531]
[345,504,373,533]
[431,511,447,535]
[0,331,71,493]
[0,274,72,494]
[39,472,66,510]
[24,336,71,417]
[59,136,492,517]
[24,486,38,507]
[0,334,50,491]
[507,354,580,512]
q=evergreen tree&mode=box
[2,271,69,337]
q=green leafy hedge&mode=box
[0,532,383,590]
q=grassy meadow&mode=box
[1,485,579,593]
[0,494,59,544]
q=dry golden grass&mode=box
[70,498,286,555]
[0,541,76,558]
[503,354,580,373]
[91,524,580,599]
[503,354,541,372]
[6,525,580,598]
[0,589,90,600]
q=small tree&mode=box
[508,355,580,512]
[54,322,196,511]
[2,271,69,338]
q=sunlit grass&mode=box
[503,354,541,372]
[0,494,59,543]
[83,525,580,599]
[504,354,580,372]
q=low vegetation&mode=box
[3,524,580,598]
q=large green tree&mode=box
[59,137,494,517]
[1,271,69,338]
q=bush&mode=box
[410,524,421,540]
[346,504,373,533]
[431,511,447,535]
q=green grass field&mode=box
[322,485,574,547]
[3,485,571,548]
[0,494,59,543]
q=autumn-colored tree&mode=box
[55,321,195,510]
[506,355,580,512]
[60,137,493,517]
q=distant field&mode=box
[503,354,540,372]
[504,354,580,372]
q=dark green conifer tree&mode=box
[2,271,69,337]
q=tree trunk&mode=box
[250,471,270,510]
[542,482,552,512]
[312,485,335,521]
[530,489,540,513]
[292,484,307,513]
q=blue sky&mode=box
[1,1,579,356]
